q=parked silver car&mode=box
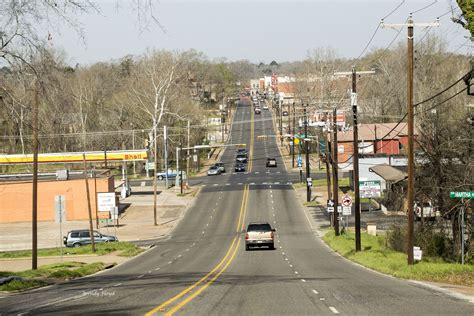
[63,229,118,247]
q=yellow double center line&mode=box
[146,185,250,316]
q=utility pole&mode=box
[334,68,375,250]
[32,80,39,270]
[83,154,96,252]
[382,15,438,265]
[279,99,283,146]
[186,120,190,188]
[304,106,311,202]
[332,107,339,236]
[352,67,361,251]
[292,102,296,168]
[325,134,332,202]
[164,125,169,188]
[153,121,158,226]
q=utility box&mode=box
[367,223,377,236]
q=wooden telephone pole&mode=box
[334,68,376,251]
[382,15,439,265]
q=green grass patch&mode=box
[0,242,143,259]
[0,262,109,292]
[323,231,474,286]
[303,200,320,207]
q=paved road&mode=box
[1,98,472,315]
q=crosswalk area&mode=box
[201,181,294,187]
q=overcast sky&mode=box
[48,0,471,65]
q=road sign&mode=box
[55,195,66,223]
[450,192,474,199]
[342,206,351,216]
[327,199,334,213]
[145,162,155,171]
[296,155,303,167]
[100,219,113,223]
[294,138,300,145]
[359,180,381,198]
[342,194,353,207]
[306,177,312,187]
[110,207,119,220]
[97,192,116,212]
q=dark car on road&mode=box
[236,148,248,156]
[236,154,248,163]
[235,163,246,172]
[64,229,118,247]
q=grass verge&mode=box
[0,242,143,259]
[0,262,110,292]
[323,231,474,286]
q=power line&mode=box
[411,0,438,15]
[353,0,406,66]
[413,72,468,107]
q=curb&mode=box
[293,185,474,303]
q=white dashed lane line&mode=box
[329,307,339,314]
[301,279,306,283]
[113,283,122,287]
[312,289,319,294]
[154,267,161,271]
[137,274,144,279]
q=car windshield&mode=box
[248,224,272,232]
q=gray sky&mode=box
[49,0,471,65]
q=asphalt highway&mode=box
[1,98,473,315]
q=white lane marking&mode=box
[320,298,325,301]
[271,200,274,204]
[255,172,259,174]
[155,267,161,271]
[329,307,339,314]
[192,243,196,246]
[279,246,282,249]
[214,184,219,186]
[206,223,209,227]
[185,248,190,252]
[141,181,146,186]
[295,271,299,274]
[238,183,243,185]
[114,283,122,287]
[178,254,182,258]
[250,183,255,185]
[202,231,205,234]
[226,183,230,186]
[148,270,152,274]
[301,279,306,283]
[275,182,280,184]
[289,264,293,267]
[273,220,276,224]
[262,182,268,185]
[168,261,173,264]
[312,289,319,294]
[276,171,281,174]
[137,274,144,278]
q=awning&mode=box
[369,164,407,183]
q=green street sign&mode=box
[100,219,113,223]
[450,192,474,199]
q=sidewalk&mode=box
[0,185,197,253]
[292,184,474,302]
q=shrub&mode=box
[385,223,407,252]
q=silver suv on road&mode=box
[63,229,118,247]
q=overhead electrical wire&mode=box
[411,0,438,15]
[353,0,406,66]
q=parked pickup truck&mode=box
[414,201,439,221]
[245,222,275,251]
[156,170,186,181]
